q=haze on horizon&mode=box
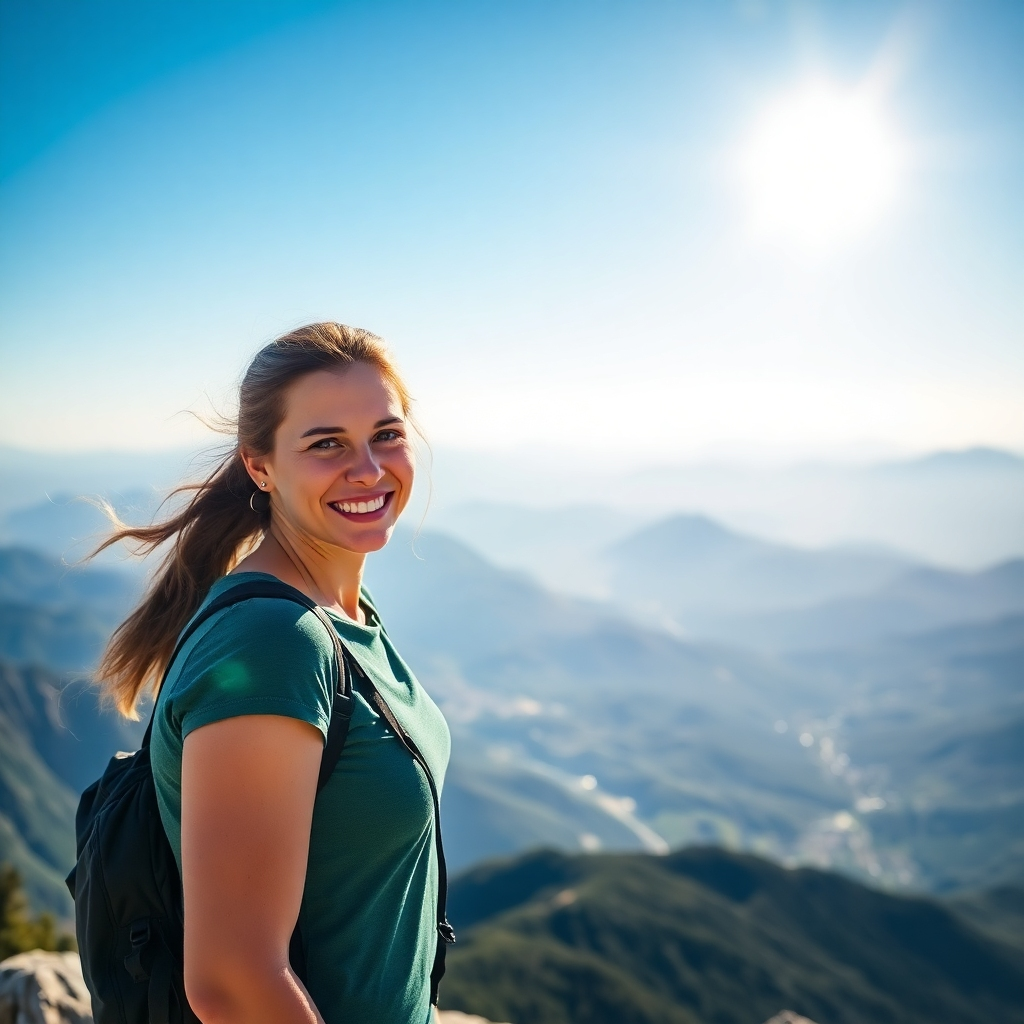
[1,0,1022,460]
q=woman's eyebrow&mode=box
[300,425,345,438]
[299,416,402,439]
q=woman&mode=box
[96,323,450,1024]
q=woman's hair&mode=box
[94,322,412,718]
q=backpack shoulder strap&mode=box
[345,657,455,1003]
[146,578,354,793]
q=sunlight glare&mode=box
[738,79,904,249]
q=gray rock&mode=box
[0,951,92,1024]
[763,1012,821,1024]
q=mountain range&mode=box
[365,529,1024,890]
[0,548,144,911]
[0,658,144,913]
[429,499,1024,652]
[423,445,1024,573]
[0,480,1021,915]
[4,444,1024,569]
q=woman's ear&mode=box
[240,451,270,489]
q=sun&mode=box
[737,78,904,250]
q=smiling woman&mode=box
[81,323,452,1024]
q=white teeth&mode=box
[334,495,386,514]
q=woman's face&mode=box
[253,362,415,555]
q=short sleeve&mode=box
[166,597,336,742]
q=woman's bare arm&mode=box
[181,715,325,1024]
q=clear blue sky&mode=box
[1,0,1021,459]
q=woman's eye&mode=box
[375,429,402,442]
[310,438,341,450]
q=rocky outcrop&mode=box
[0,952,513,1024]
[0,951,91,1024]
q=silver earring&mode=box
[260,481,267,488]
[250,490,270,513]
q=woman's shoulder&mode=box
[190,576,336,655]
[163,575,337,739]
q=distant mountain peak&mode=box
[886,447,1024,474]
[608,512,766,562]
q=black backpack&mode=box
[66,578,454,1024]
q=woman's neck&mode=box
[233,522,367,623]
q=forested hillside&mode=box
[442,847,1024,1024]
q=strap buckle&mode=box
[124,918,151,982]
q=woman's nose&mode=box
[346,445,383,483]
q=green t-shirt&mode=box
[150,572,451,1024]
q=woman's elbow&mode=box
[184,951,288,1024]
[184,967,247,1024]
[184,977,234,1024]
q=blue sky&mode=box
[1,0,1021,459]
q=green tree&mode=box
[0,863,75,961]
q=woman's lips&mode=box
[326,490,394,523]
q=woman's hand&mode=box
[181,714,325,1024]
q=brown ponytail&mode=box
[94,322,413,718]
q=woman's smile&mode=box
[327,490,394,521]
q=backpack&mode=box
[66,578,454,1024]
